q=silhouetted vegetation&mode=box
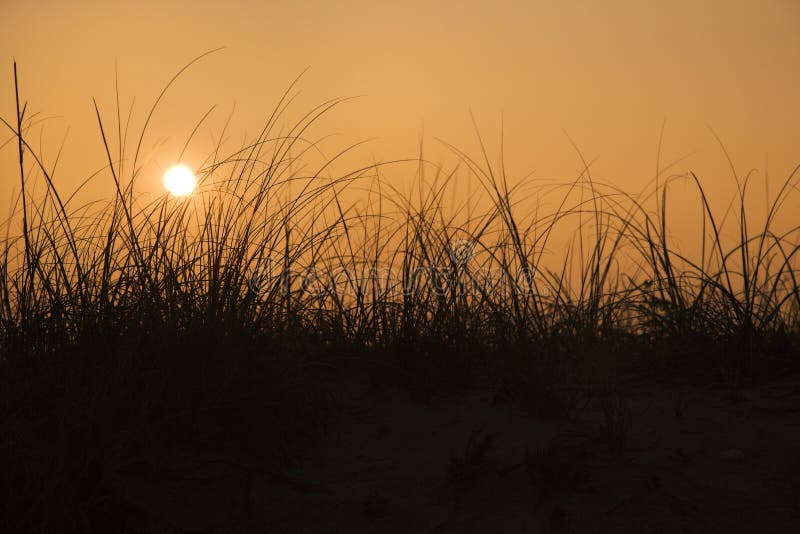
[2,55,798,531]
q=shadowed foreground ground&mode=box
[115,371,800,533]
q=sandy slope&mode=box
[118,375,800,533]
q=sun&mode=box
[163,165,197,197]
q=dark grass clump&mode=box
[1,55,799,529]
[446,428,500,494]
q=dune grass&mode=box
[1,56,799,530]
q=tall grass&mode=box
[1,56,798,529]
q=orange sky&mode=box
[1,0,798,250]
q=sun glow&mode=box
[163,165,197,196]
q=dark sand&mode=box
[117,375,800,533]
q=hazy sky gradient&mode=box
[2,0,798,231]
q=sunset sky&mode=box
[1,0,798,232]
